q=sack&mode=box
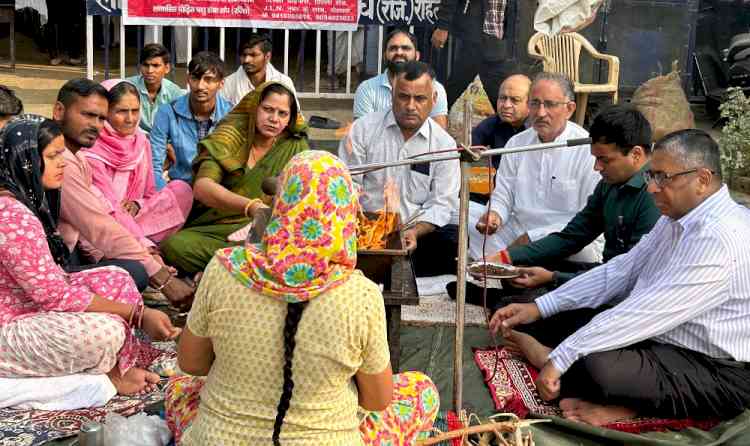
[630,61,695,141]
[103,412,172,446]
[534,0,604,35]
[447,76,496,144]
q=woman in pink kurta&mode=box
[84,79,192,251]
[0,117,180,395]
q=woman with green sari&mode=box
[161,81,308,274]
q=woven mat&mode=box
[0,340,177,446]
[473,346,722,434]
[402,293,489,328]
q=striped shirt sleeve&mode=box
[547,223,732,374]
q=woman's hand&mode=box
[249,200,270,218]
[142,308,181,340]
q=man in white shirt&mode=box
[353,29,449,130]
[473,72,602,262]
[490,129,750,425]
[340,61,460,276]
[221,34,297,106]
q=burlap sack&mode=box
[447,76,496,144]
[631,62,695,142]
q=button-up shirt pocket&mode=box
[408,170,431,205]
[548,178,579,212]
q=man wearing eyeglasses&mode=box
[489,105,661,292]
[472,72,602,263]
[491,129,750,426]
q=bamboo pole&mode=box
[453,102,473,412]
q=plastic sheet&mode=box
[103,412,172,446]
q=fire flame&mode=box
[357,177,400,250]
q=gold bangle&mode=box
[244,199,261,218]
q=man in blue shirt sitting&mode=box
[150,51,232,190]
[353,29,449,129]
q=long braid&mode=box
[272,301,308,446]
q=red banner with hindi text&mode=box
[122,0,359,30]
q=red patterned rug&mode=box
[0,340,176,446]
[473,346,721,434]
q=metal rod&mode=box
[453,101,473,412]
[349,154,460,174]
[219,27,226,61]
[315,30,322,95]
[284,29,290,75]
[119,19,125,77]
[346,30,352,94]
[86,15,94,80]
[104,16,110,80]
[348,139,585,174]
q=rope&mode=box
[480,154,503,382]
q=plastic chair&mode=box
[528,32,619,125]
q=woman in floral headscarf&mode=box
[165,151,439,445]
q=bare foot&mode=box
[506,330,552,369]
[560,398,636,426]
[108,367,161,396]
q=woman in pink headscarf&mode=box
[84,79,193,252]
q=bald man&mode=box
[450,75,532,260]
[472,74,531,170]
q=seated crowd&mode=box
[0,29,748,444]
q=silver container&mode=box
[78,421,104,446]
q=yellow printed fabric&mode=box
[179,259,390,445]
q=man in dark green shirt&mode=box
[500,105,661,289]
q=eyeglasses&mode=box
[529,99,569,110]
[643,168,714,187]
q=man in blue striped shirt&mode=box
[352,29,449,129]
[490,129,750,425]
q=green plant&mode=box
[718,87,750,184]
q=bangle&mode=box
[156,275,173,292]
[244,199,262,219]
[128,304,136,326]
[135,303,145,329]
[127,303,144,328]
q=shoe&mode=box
[50,57,63,66]
[446,280,510,311]
[308,115,342,129]
[68,57,82,65]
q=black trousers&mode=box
[411,224,459,277]
[520,308,750,419]
[66,248,150,292]
[45,0,84,59]
[444,38,512,113]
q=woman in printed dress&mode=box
[165,151,440,445]
[83,79,193,257]
[0,117,180,395]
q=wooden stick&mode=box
[453,101,473,412]
[416,421,519,445]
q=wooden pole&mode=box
[453,102,473,411]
